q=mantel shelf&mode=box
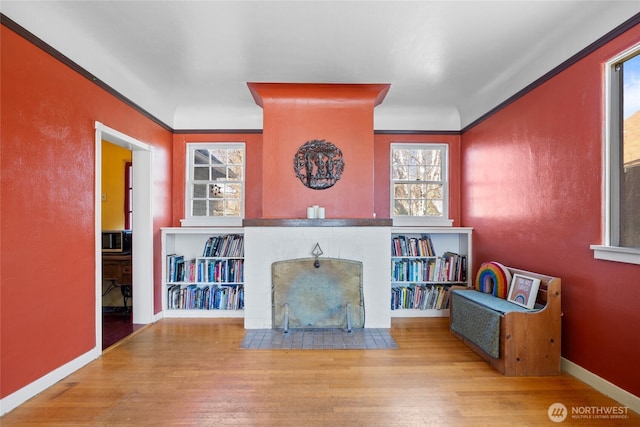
[242,218,392,227]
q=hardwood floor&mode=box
[2,318,637,426]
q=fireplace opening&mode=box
[272,258,364,330]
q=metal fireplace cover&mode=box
[272,258,364,329]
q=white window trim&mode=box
[591,244,640,265]
[390,143,453,227]
[181,216,243,227]
[591,43,640,265]
[181,142,245,227]
[392,216,454,227]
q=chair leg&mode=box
[121,285,132,313]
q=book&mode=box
[167,284,245,310]
[507,274,541,309]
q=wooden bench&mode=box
[449,267,561,376]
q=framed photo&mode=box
[507,274,541,309]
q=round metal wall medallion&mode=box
[293,139,345,190]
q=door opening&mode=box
[95,122,154,352]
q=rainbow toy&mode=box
[475,261,512,299]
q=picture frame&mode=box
[507,273,541,309]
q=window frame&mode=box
[390,142,453,227]
[181,142,245,227]
[124,161,132,230]
[591,44,640,265]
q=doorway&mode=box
[95,122,154,351]
[101,142,133,348]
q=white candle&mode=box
[313,205,319,218]
[317,207,325,219]
[307,207,315,219]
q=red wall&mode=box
[171,133,264,225]
[0,25,173,398]
[374,133,463,225]
[3,10,639,407]
[249,83,389,219]
[461,24,640,395]
[171,132,463,226]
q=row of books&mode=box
[391,252,467,283]
[391,234,436,257]
[199,259,243,283]
[391,284,450,310]
[167,284,244,310]
[203,234,244,257]
[167,255,244,283]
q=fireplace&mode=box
[241,84,392,328]
[272,257,364,330]
[243,219,391,329]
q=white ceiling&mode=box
[3,1,640,131]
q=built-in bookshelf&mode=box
[161,227,244,318]
[161,226,470,320]
[391,227,472,318]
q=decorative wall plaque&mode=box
[293,139,345,189]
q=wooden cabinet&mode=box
[102,254,132,308]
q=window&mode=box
[390,143,452,226]
[591,45,640,264]
[183,143,245,226]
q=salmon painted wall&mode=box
[249,83,389,219]
[461,25,640,395]
[171,132,462,226]
[0,25,173,398]
[171,133,263,225]
[374,133,462,225]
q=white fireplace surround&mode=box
[244,224,391,329]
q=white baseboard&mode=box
[562,357,640,414]
[0,347,100,416]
